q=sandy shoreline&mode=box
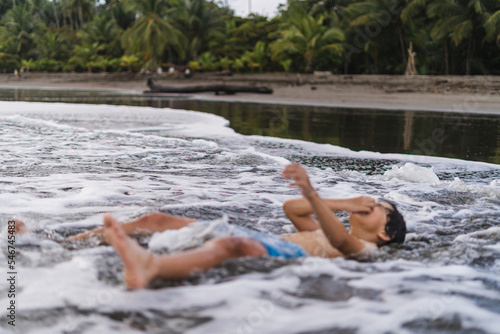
[1,72,499,113]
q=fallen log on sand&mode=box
[145,78,273,95]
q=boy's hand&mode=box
[282,163,316,199]
[341,196,375,213]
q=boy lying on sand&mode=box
[14,164,406,288]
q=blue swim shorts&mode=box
[199,220,308,259]
[200,220,308,259]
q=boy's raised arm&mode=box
[284,196,376,216]
[282,164,365,255]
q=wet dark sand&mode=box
[1,72,499,113]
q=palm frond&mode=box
[452,19,473,46]
[427,0,464,19]
[401,0,430,23]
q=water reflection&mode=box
[1,88,499,164]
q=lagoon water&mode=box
[0,99,500,334]
[1,87,500,164]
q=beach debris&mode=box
[405,42,418,76]
[145,78,273,95]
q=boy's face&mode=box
[349,201,394,235]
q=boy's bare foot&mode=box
[12,220,29,235]
[103,215,158,289]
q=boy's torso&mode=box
[280,230,343,258]
[281,230,378,258]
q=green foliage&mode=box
[79,14,123,58]
[241,50,259,72]
[1,4,42,58]
[68,42,101,72]
[31,58,63,72]
[0,0,498,75]
[343,0,409,74]
[485,9,500,45]
[272,4,344,72]
[232,58,245,72]
[120,55,143,72]
[425,0,500,74]
[188,60,200,71]
[173,0,224,61]
[121,0,181,71]
[279,58,292,72]
[21,58,35,71]
[0,52,20,72]
[36,29,74,60]
[217,56,232,70]
[198,51,216,71]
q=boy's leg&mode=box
[103,215,267,288]
[67,212,197,242]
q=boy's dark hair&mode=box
[381,200,406,245]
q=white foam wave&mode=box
[384,163,440,184]
[1,101,500,334]
[447,177,500,198]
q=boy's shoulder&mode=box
[356,239,379,254]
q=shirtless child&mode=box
[14,164,406,288]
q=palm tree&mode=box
[36,30,73,60]
[427,0,498,75]
[239,41,267,72]
[51,0,61,28]
[68,41,101,71]
[1,4,40,59]
[402,0,449,74]
[485,8,500,46]
[120,54,141,72]
[198,51,216,71]
[345,0,409,72]
[30,0,54,27]
[271,8,344,72]
[65,0,94,29]
[252,41,267,71]
[79,13,123,58]
[121,0,180,71]
[173,0,224,61]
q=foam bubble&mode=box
[384,163,440,184]
[448,177,500,198]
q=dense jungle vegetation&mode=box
[1,0,499,75]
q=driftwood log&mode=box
[145,78,273,95]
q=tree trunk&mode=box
[398,25,406,67]
[444,40,449,75]
[52,0,60,29]
[305,54,313,73]
[109,1,116,23]
[147,79,273,94]
[466,39,472,75]
[152,46,158,72]
[12,0,16,7]
[61,0,68,26]
[373,52,379,74]
[78,0,84,29]
[167,46,173,65]
[68,11,74,30]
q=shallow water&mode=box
[0,101,499,334]
[1,88,499,164]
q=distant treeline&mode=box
[1,0,499,75]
